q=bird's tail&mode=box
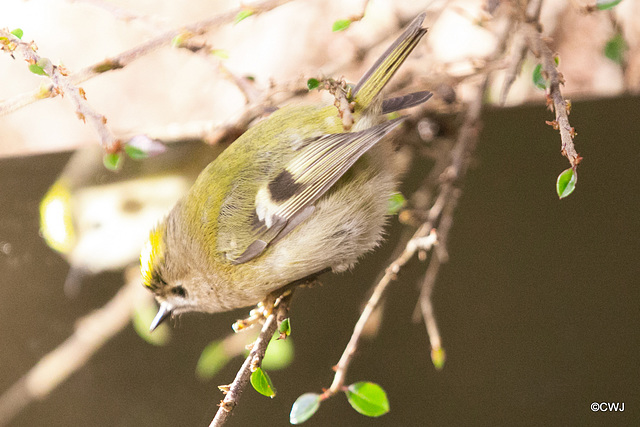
[352,13,428,109]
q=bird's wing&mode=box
[223,117,404,264]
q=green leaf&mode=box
[290,393,321,424]
[306,78,320,90]
[250,367,276,398]
[123,144,148,160]
[532,64,546,90]
[235,9,254,24]
[332,19,352,32]
[103,152,123,170]
[604,32,626,64]
[262,335,294,370]
[345,382,390,417]
[196,340,232,380]
[387,192,406,215]
[28,64,47,76]
[10,28,23,39]
[126,134,166,158]
[596,0,623,10]
[211,49,229,59]
[132,302,170,346]
[279,318,291,337]
[171,33,187,48]
[556,167,577,199]
[431,347,446,370]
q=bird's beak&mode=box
[150,301,173,332]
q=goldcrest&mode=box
[141,14,431,330]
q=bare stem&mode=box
[524,22,581,168]
[0,29,120,151]
[322,227,437,397]
[209,294,292,427]
[0,0,297,118]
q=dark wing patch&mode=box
[229,117,405,264]
[268,170,303,202]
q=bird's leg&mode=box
[231,268,330,332]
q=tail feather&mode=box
[381,90,432,114]
[352,13,427,109]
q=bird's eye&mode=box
[171,286,187,298]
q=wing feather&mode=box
[229,117,405,263]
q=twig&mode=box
[524,24,581,168]
[0,0,297,117]
[320,2,513,395]
[209,294,292,427]
[499,0,543,104]
[412,1,515,368]
[0,29,121,152]
[321,227,438,398]
[67,0,166,31]
[500,32,528,104]
[0,267,150,427]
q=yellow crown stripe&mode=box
[140,226,164,289]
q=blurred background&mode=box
[1,0,639,426]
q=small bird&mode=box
[141,13,431,330]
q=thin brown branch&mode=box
[0,29,121,151]
[0,267,150,427]
[210,294,292,427]
[412,2,515,367]
[67,0,166,31]
[500,33,528,104]
[0,0,297,117]
[525,0,544,22]
[321,227,438,398]
[500,0,544,104]
[524,25,581,168]
[320,3,518,397]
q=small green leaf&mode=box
[132,302,170,346]
[250,367,276,398]
[387,192,406,215]
[307,78,320,90]
[279,318,291,337]
[126,134,166,158]
[554,55,560,66]
[124,144,148,160]
[211,49,229,59]
[290,393,321,424]
[196,340,232,380]
[532,64,546,90]
[431,347,446,370]
[604,32,626,64]
[10,28,23,39]
[235,9,254,24]
[262,336,294,370]
[596,0,623,10]
[29,64,47,76]
[332,19,352,32]
[103,152,123,171]
[345,382,390,417]
[556,167,577,199]
[171,34,186,48]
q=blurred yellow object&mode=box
[40,180,76,254]
[39,141,221,291]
